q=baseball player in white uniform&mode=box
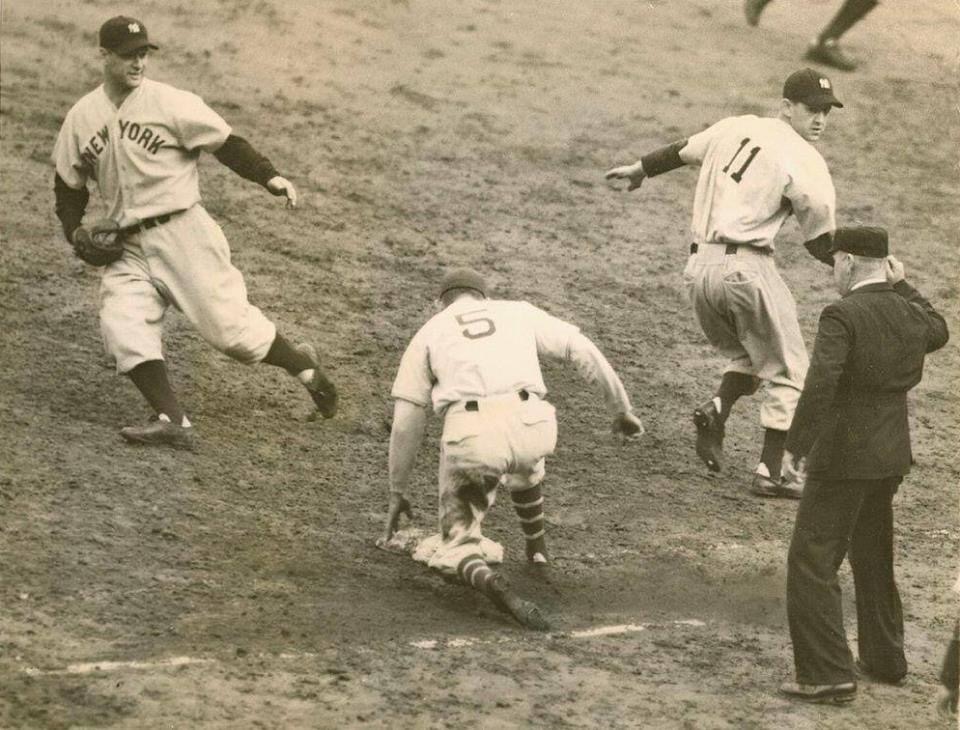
[606,68,842,498]
[52,16,337,449]
[378,268,643,630]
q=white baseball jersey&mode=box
[680,115,835,249]
[52,78,230,227]
[392,297,631,415]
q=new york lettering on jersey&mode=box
[55,79,230,223]
[78,119,167,170]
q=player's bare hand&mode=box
[604,163,646,192]
[612,411,644,442]
[782,450,806,485]
[885,255,905,285]
[267,176,298,208]
[378,493,413,547]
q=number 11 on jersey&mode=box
[722,137,761,183]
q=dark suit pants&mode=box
[787,475,906,684]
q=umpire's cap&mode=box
[439,268,487,299]
[783,68,843,108]
[99,16,159,55]
[830,227,889,258]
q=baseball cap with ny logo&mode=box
[99,16,159,55]
[782,68,843,109]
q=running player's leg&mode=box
[143,206,335,414]
[689,263,761,470]
[100,248,194,447]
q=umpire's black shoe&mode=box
[693,400,724,472]
[297,343,338,419]
[744,0,771,26]
[779,680,857,704]
[804,38,858,71]
[855,659,906,686]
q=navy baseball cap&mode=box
[99,16,158,55]
[829,227,889,258]
[783,68,843,109]
[439,268,488,299]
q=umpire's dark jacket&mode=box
[786,280,949,479]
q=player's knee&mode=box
[222,342,260,364]
[212,327,261,364]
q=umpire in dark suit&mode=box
[777,227,949,704]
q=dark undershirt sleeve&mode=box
[213,134,281,190]
[54,172,89,243]
[640,139,688,177]
[804,232,834,266]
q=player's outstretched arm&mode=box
[566,332,644,441]
[379,399,428,545]
[605,139,689,192]
[213,134,296,206]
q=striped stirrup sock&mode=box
[457,555,495,592]
[511,485,546,560]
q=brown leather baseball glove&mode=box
[72,219,126,266]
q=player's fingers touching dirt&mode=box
[379,493,413,546]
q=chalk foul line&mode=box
[20,620,707,674]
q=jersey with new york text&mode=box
[52,78,231,227]
[392,298,582,414]
[680,115,835,249]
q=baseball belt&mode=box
[463,389,530,412]
[119,209,186,235]
[689,242,773,256]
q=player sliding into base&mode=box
[379,268,643,630]
[52,16,337,450]
[605,68,843,499]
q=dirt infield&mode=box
[2,1,958,727]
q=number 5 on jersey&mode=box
[456,310,497,340]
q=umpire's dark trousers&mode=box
[786,475,907,685]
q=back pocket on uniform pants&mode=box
[518,400,558,456]
[441,412,483,446]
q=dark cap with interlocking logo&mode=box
[99,16,159,55]
[783,68,843,108]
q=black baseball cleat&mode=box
[779,680,857,704]
[804,38,858,72]
[120,418,196,450]
[297,343,338,419]
[500,593,551,631]
[489,576,551,631]
[744,0,771,27]
[693,400,724,472]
